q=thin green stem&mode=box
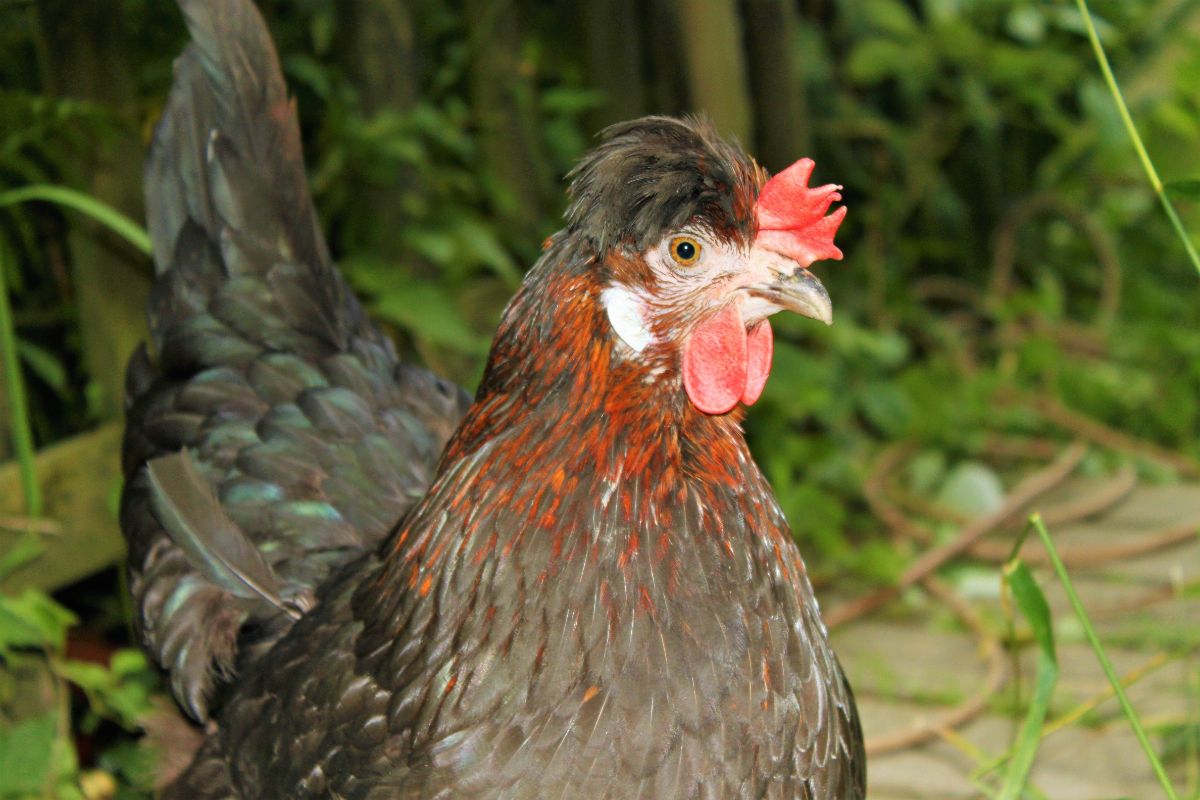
[1073,0,1200,278]
[0,244,41,517]
[1031,514,1180,799]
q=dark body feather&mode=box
[128,0,865,795]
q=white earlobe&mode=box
[602,286,654,353]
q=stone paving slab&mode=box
[829,480,1199,798]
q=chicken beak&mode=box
[746,268,833,326]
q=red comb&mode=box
[754,158,846,267]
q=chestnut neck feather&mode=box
[443,241,748,470]
[369,244,796,635]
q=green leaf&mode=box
[0,533,43,579]
[1164,180,1200,202]
[17,338,69,393]
[1158,721,1200,766]
[998,557,1059,798]
[541,87,605,116]
[371,278,489,355]
[1006,7,1047,44]
[862,0,919,37]
[98,740,158,794]
[0,712,58,794]
[109,648,150,678]
[55,659,110,692]
[402,228,458,267]
[785,482,849,563]
[0,588,76,652]
[451,217,522,287]
[858,381,913,436]
[0,185,151,256]
[56,656,155,731]
[851,539,906,584]
[846,38,912,86]
[283,54,335,101]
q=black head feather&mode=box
[564,116,765,255]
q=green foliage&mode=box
[1072,0,1200,277]
[0,537,158,798]
[0,89,138,443]
[736,0,1200,583]
[0,714,71,799]
[264,3,599,384]
[0,575,158,799]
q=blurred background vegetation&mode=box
[0,0,1198,796]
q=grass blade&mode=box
[1073,0,1200,278]
[0,185,151,256]
[998,552,1059,799]
[0,243,41,517]
[1030,513,1180,799]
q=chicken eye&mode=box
[669,236,702,266]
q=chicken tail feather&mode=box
[147,451,311,619]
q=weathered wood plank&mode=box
[0,423,124,592]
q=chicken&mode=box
[121,0,865,797]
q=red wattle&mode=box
[682,302,775,415]
[741,320,773,406]
[683,303,747,415]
